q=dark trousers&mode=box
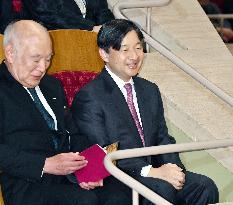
[3,176,131,205]
[45,176,131,205]
[93,176,132,205]
[137,171,219,205]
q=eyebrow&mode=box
[121,42,142,47]
[30,53,53,58]
[31,55,41,58]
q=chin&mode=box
[130,70,139,77]
[28,80,40,87]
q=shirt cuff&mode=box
[140,165,152,177]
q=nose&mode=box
[128,49,139,60]
[38,59,49,72]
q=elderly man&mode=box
[71,19,219,205]
[0,20,130,205]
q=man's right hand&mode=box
[147,163,185,190]
[43,152,88,175]
[92,25,102,33]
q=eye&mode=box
[31,57,40,63]
[136,45,142,50]
[121,48,128,52]
[120,46,128,52]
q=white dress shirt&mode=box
[106,66,152,176]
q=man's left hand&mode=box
[79,179,103,190]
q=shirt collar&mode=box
[24,85,39,91]
[105,65,134,91]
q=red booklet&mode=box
[74,144,110,183]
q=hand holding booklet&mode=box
[74,142,118,183]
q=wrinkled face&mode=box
[100,30,144,82]
[7,35,52,88]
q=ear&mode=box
[99,48,109,63]
[4,44,14,63]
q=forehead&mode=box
[19,35,52,55]
[121,30,141,46]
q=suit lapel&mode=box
[39,81,65,131]
[39,78,68,149]
[133,77,152,147]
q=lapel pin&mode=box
[52,97,56,100]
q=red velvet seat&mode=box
[52,70,98,107]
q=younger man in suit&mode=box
[0,20,130,205]
[71,19,219,205]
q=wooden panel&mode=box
[48,29,104,74]
[0,30,104,74]
[0,186,4,205]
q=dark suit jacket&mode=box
[0,62,89,205]
[22,0,114,30]
[0,0,11,33]
[0,0,28,34]
[71,69,184,177]
[223,0,233,29]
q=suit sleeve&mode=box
[151,86,185,170]
[22,0,95,30]
[71,89,109,146]
[0,108,45,182]
[0,144,45,182]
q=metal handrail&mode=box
[208,14,233,20]
[207,14,233,31]
[104,139,233,205]
[113,1,233,108]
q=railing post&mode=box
[146,7,152,52]
[133,190,139,205]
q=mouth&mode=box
[33,75,42,78]
[32,72,45,79]
[127,62,138,69]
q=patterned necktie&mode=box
[124,83,145,146]
[28,88,58,149]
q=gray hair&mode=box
[3,20,48,50]
[3,21,16,48]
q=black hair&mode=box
[97,19,144,53]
